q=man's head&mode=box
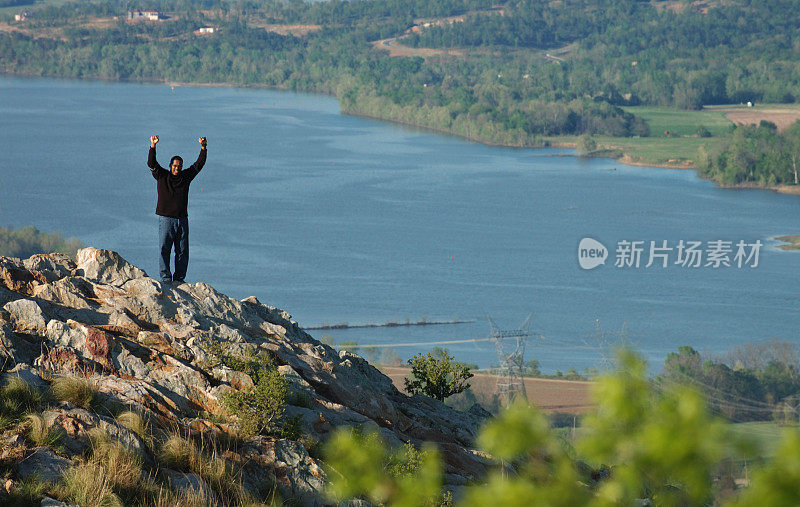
[170,156,183,175]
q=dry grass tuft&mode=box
[0,377,44,427]
[59,428,151,506]
[115,410,152,447]
[158,432,254,505]
[50,376,98,410]
[23,413,63,448]
[59,461,123,507]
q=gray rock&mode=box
[247,438,327,506]
[22,253,75,282]
[17,447,72,484]
[4,299,47,334]
[161,469,220,505]
[41,496,79,507]
[74,248,147,286]
[0,248,493,503]
[1,363,49,391]
[121,277,162,296]
[1,321,38,365]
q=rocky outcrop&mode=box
[0,248,490,504]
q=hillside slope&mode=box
[0,248,490,504]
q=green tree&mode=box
[404,350,473,401]
[576,134,597,156]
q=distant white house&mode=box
[14,11,29,22]
[128,10,162,21]
[197,27,216,34]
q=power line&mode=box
[354,336,497,349]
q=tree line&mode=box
[660,342,800,422]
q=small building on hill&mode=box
[128,10,162,21]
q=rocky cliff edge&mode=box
[0,248,491,504]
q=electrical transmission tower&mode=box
[489,313,533,407]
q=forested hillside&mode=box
[2,0,799,175]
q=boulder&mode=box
[74,248,147,286]
[161,469,220,505]
[3,299,47,334]
[17,447,73,484]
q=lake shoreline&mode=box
[4,71,798,194]
[0,72,733,173]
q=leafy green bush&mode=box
[404,350,473,401]
[661,343,800,421]
[202,341,289,437]
[576,134,598,156]
[222,365,287,437]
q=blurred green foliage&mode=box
[327,348,800,505]
[324,428,446,507]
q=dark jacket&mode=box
[148,147,206,218]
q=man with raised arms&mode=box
[148,135,207,284]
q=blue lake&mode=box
[1,76,799,373]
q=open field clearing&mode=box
[371,37,464,58]
[715,105,800,132]
[249,22,321,36]
[380,366,595,414]
[624,105,733,137]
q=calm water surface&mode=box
[1,76,799,372]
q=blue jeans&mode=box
[158,216,189,282]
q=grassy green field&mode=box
[545,134,724,167]
[727,421,797,458]
[623,106,734,138]
[546,106,735,167]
